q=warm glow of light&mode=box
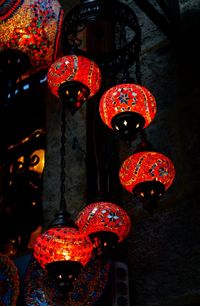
[9,149,45,175]
[29,149,45,175]
[8,129,45,178]
[99,83,156,129]
[47,55,101,98]
[0,0,64,74]
[22,137,29,143]
[76,202,131,243]
[119,151,175,193]
[33,227,93,269]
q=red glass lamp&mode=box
[32,69,95,293]
[119,151,175,212]
[33,225,93,292]
[99,83,156,144]
[76,202,131,256]
[47,55,102,112]
[0,0,64,78]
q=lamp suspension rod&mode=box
[60,100,67,211]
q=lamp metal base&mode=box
[58,81,90,113]
[111,111,145,145]
[89,231,118,258]
[46,260,82,294]
[133,180,165,213]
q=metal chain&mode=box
[118,20,142,84]
[136,53,142,84]
[60,101,66,211]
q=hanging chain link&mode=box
[60,102,66,211]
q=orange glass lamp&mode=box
[99,83,156,144]
[76,202,131,256]
[119,151,175,212]
[33,226,93,292]
[47,55,102,112]
[0,0,64,78]
[33,69,94,293]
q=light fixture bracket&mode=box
[61,0,141,75]
[49,210,78,229]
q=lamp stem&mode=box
[50,100,79,229]
[60,100,66,212]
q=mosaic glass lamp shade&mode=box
[33,227,93,269]
[99,83,156,143]
[76,202,131,255]
[119,151,175,210]
[33,226,93,291]
[47,54,102,111]
[0,0,64,76]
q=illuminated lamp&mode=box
[76,202,131,257]
[99,83,156,144]
[47,55,102,112]
[33,225,93,293]
[33,87,93,294]
[0,0,64,77]
[119,151,175,212]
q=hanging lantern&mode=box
[33,226,93,292]
[47,55,102,112]
[119,151,175,212]
[76,202,131,256]
[99,83,156,144]
[0,0,64,78]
